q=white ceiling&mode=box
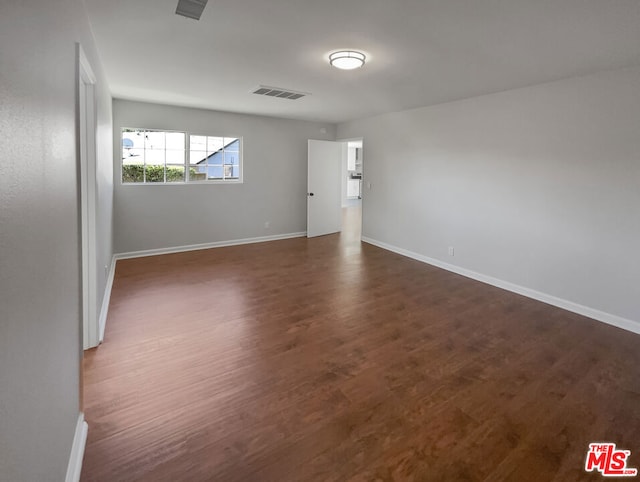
[83,0,640,124]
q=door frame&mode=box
[78,44,99,350]
[338,136,364,238]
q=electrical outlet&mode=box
[448,247,455,256]
[264,221,270,229]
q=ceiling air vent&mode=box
[176,0,208,20]
[251,85,309,100]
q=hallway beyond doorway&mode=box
[341,204,361,242]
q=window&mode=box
[189,135,240,182]
[121,128,242,184]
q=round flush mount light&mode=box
[329,50,366,70]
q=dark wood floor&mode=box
[82,212,640,481]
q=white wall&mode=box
[0,0,113,480]
[113,100,335,254]
[338,67,640,326]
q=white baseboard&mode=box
[362,236,640,336]
[98,255,116,344]
[114,232,307,260]
[65,413,88,482]
[94,233,306,345]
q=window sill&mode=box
[121,180,243,186]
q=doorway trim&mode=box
[78,44,99,350]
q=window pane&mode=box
[224,152,238,165]
[166,149,184,164]
[206,165,223,179]
[123,148,144,164]
[145,164,165,183]
[190,150,207,167]
[191,135,206,150]
[122,164,144,183]
[121,131,144,159]
[123,129,145,148]
[145,149,164,165]
[166,165,185,182]
[224,137,239,153]
[165,132,184,150]
[188,164,207,182]
[207,136,225,156]
[225,165,240,179]
[145,131,165,150]
[122,136,135,158]
[205,136,225,165]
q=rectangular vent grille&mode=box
[176,0,208,20]
[251,85,309,100]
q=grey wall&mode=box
[113,100,335,254]
[0,0,113,480]
[338,67,640,324]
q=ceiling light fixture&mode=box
[329,50,366,70]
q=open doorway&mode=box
[341,138,363,241]
[306,137,363,241]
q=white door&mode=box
[307,140,343,237]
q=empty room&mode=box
[1,0,640,481]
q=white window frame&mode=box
[187,133,243,184]
[121,127,243,185]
